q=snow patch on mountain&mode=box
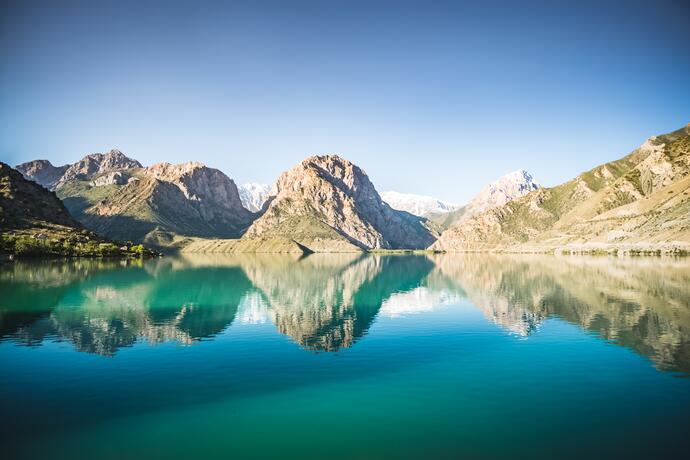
[380,191,458,217]
[238,183,271,212]
[465,169,540,215]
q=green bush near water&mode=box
[1,234,157,258]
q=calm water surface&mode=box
[1,254,689,459]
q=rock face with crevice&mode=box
[243,155,436,251]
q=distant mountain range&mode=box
[237,183,271,212]
[380,191,458,216]
[7,122,690,254]
[380,169,539,223]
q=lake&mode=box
[1,254,689,459]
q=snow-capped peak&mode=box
[465,169,540,215]
[380,190,458,217]
[238,183,272,212]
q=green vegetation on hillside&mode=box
[1,233,150,258]
[57,179,125,217]
[433,123,690,253]
[1,162,158,259]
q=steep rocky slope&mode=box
[1,162,81,230]
[73,161,254,244]
[18,150,253,246]
[16,149,141,190]
[431,169,540,230]
[14,160,68,190]
[241,155,436,251]
[0,162,151,257]
[433,123,690,252]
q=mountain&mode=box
[241,155,436,252]
[17,149,255,247]
[16,149,142,190]
[464,169,541,215]
[0,162,151,257]
[431,169,540,229]
[14,160,68,190]
[432,123,690,253]
[1,162,81,230]
[380,190,457,217]
[237,183,271,212]
[62,161,254,245]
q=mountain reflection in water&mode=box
[1,253,689,373]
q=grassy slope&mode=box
[1,163,156,258]
[184,214,363,254]
[435,123,690,252]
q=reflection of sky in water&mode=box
[237,291,270,325]
[379,287,461,318]
[2,254,690,460]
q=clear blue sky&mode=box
[1,0,689,203]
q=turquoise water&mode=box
[1,254,689,459]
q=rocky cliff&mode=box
[18,150,253,246]
[242,155,436,251]
[75,161,254,244]
[14,160,68,190]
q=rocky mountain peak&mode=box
[278,154,368,195]
[244,154,435,250]
[55,149,142,188]
[464,169,541,215]
[16,150,142,190]
[15,159,69,190]
[144,161,206,181]
[143,161,248,215]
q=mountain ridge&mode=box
[432,123,690,253]
[430,168,541,230]
[9,122,690,254]
[380,190,458,217]
[0,162,154,257]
